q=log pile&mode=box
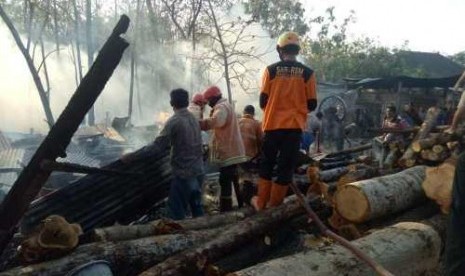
[1,124,459,275]
[1,154,454,276]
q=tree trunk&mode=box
[319,160,357,170]
[91,208,255,243]
[325,144,371,158]
[399,107,440,167]
[139,198,310,275]
[86,0,95,125]
[213,226,305,274]
[128,0,141,122]
[145,0,159,41]
[337,166,378,186]
[3,229,221,276]
[72,0,83,82]
[25,1,34,53]
[39,37,51,101]
[334,166,427,223]
[359,201,440,234]
[412,134,449,152]
[422,158,456,214]
[318,167,350,182]
[52,0,59,54]
[207,0,232,104]
[0,15,130,255]
[230,221,442,276]
[0,4,55,126]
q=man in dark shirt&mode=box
[445,83,465,275]
[122,88,204,220]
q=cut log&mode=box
[0,15,130,254]
[334,166,427,223]
[360,201,440,232]
[230,221,442,276]
[399,107,440,167]
[319,160,357,170]
[432,144,446,154]
[422,158,456,214]
[91,208,255,243]
[325,144,371,158]
[420,149,450,162]
[337,167,378,186]
[139,198,318,275]
[412,134,447,153]
[2,228,222,276]
[319,155,350,163]
[212,226,304,274]
[318,167,350,182]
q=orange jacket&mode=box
[239,114,263,159]
[260,60,317,131]
[200,98,247,167]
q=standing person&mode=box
[188,92,209,162]
[252,31,317,210]
[200,86,247,212]
[238,105,263,203]
[188,93,207,120]
[401,102,422,126]
[121,88,204,220]
[445,88,465,276]
[308,111,323,154]
[239,105,263,160]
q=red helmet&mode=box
[192,93,206,105]
[203,86,221,100]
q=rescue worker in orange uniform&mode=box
[239,105,263,160]
[252,31,317,210]
[200,86,247,212]
[238,105,263,204]
[188,93,207,120]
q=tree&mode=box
[243,0,308,38]
[301,7,417,82]
[451,51,465,67]
[0,3,55,127]
[196,0,267,103]
[86,0,95,125]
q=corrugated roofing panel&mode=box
[21,149,172,233]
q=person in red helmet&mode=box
[252,31,317,211]
[200,86,247,212]
[188,93,207,120]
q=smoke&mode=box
[0,3,281,133]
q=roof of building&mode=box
[397,51,464,78]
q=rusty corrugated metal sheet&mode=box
[21,150,172,233]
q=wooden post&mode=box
[0,15,130,254]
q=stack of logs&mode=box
[0,118,460,275]
[0,156,453,275]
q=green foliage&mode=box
[451,51,465,67]
[301,7,424,82]
[243,0,308,37]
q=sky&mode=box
[304,0,465,55]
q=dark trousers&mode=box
[167,175,204,220]
[445,152,465,275]
[219,164,239,211]
[259,129,302,185]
